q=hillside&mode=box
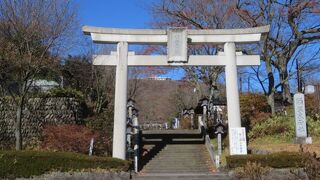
[131,79,207,124]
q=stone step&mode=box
[162,145,204,147]
[139,143,213,175]
[144,166,210,169]
[151,155,207,159]
[162,144,204,147]
[143,169,212,173]
[134,177,227,180]
[143,165,210,169]
[145,163,208,169]
[158,149,204,151]
[159,150,204,153]
[144,161,209,165]
[151,157,206,160]
[153,154,206,157]
[144,166,210,170]
[159,149,205,151]
[156,152,204,155]
[142,139,204,144]
[134,176,228,180]
[145,161,209,165]
[145,162,209,167]
[133,174,229,180]
[143,169,212,172]
[142,170,213,174]
[144,165,210,169]
[158,151,203,153]
[161,146,204,148]
[159,149,204,151]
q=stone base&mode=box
[294,137,312,144]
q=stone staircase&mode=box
[133,130,229,180]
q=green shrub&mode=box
[249,114,320,141]
[0,151,130,178]
[47,87,84,98]
[307,116,320,137]
[248,115,295,140]
[226,152,308,168]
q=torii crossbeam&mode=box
[83,25,270,159]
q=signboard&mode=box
[167,27,188,62]
[215,155,220,168]
[294,93,307,137]
[229,127,247,155]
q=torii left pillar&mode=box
[112,42,128,159]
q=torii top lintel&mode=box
[82,25,270,45]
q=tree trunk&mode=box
[279,69,293,105]
[267,91,275,115]
[209,72,220,102]
[265,55,276,115]
[296,60,303,92]
[15,104,23,150]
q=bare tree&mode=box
[128,67,143,100]
[235,0,320,114]
[0,0,78,150]
[291,45,320,92]
[91,66,116,114]
[62,55,93,94]
[171,82,195,111]
[148,0,240,102]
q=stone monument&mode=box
[293,93,312,144]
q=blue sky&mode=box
[78,0,185,80]
[78,0,152,28]
[77,0,320,87]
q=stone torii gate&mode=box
[83,26,270,160]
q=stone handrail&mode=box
[198,116,216,167]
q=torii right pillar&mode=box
[224,42,248,155]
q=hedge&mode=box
[226,152,308,168]
[0,151,130,178]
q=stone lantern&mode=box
[200,98,209,124]
[189,108,195,129]
[127,98,135,119]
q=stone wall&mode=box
[0,97,84,147]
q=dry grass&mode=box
[249,136,320,158]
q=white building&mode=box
[30,80,59,92]
[304,85,315,94]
